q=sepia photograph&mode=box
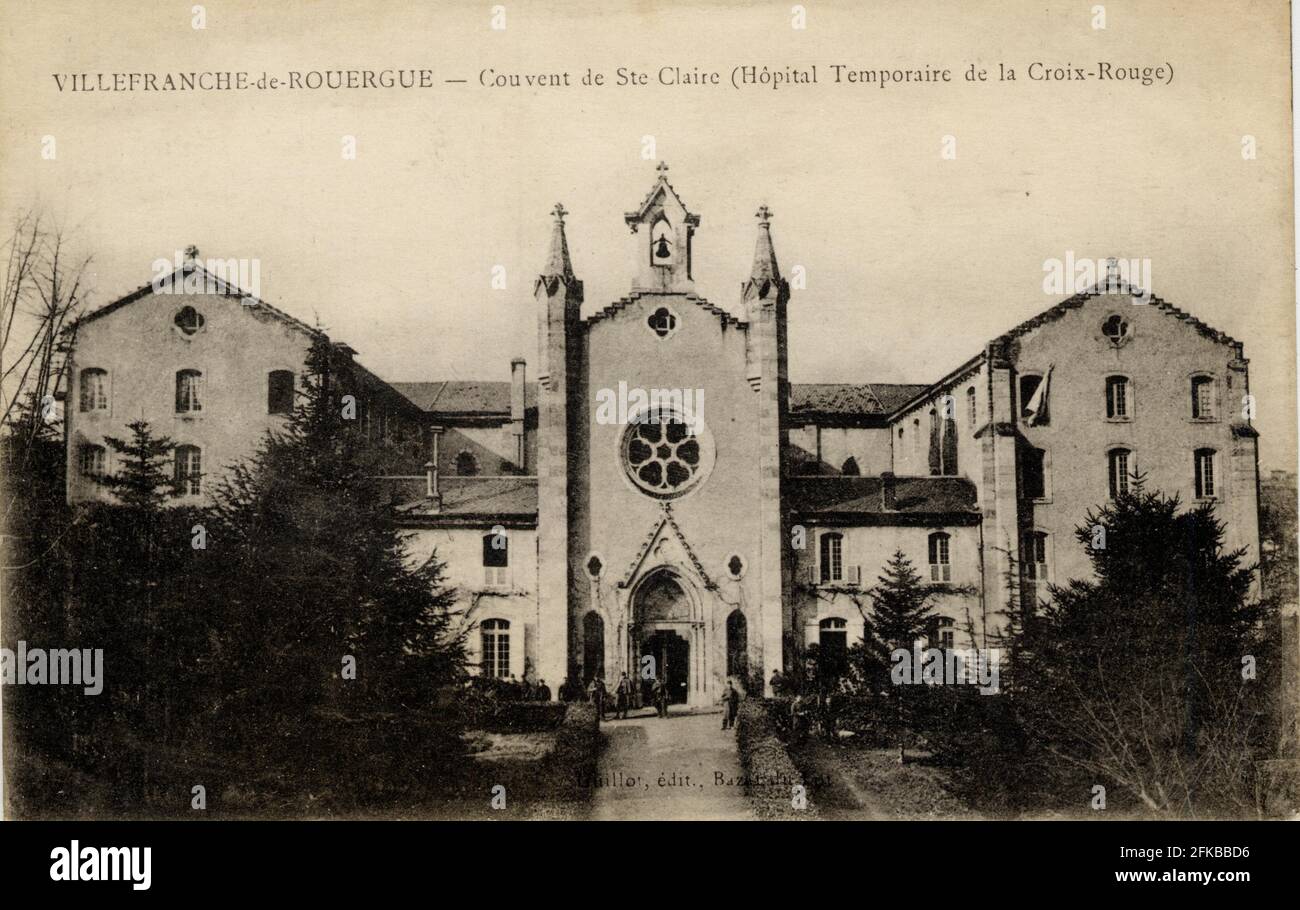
[0,0,1296,892]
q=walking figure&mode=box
[652,676,669,718]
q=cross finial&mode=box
[184,244,199,261]
[656,161,670,179]
[552,203,567,223]
[755,204,773,224]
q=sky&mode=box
[1,0,1294,469]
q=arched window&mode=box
[79,444,106,478]
[819,532,843,583]
[175,369,203,413]
[1022,530,1049,581]
[928,531,951,582]
[267,370,295,415]
[840,457,860,476]
[818,618,848,676]
[1105,376,1130,420]
[1194,448,1217,499]
[482,530,508,586]
[174,445,202,495]
[481,619,510,679]
[79,368,108,412]
[726,610,748,680]
[1108,448,1132,499]
[966,386,977,428]
[582,612,605,683]
[1191,376,1216,420]
[455,451,479,476]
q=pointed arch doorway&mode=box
[629,569,704,707]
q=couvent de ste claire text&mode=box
[49,62,1174,93]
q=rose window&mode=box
[622,413,713,499]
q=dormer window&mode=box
[174,306,205,336]
[648,307,677,338]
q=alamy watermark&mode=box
[151,247,261,302]
[1,641,103,695]
[891,644,1000,694]
[594,382,705,435]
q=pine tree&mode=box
[98,420,180,510]
[861,550,938,763]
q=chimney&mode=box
[881,471,897,512]
[427,426,444,507]
[510,357,526,471]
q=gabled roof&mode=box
[389,476,538,525]
[624,166,701,229]
[789,383,930,420]
[786,475,980,525]
[71,260,317,338]
[389,381,538,415]
[586,290,743,329]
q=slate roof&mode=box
[786,475,980,524]
[389,381,538,415]
[788,383,930,419]
[389,477,538,524]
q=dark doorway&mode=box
[582,612,605,683]
[726,610,748,682]
[641,629,689,704]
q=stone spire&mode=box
[750,204,780,282]
[542,202,575,281]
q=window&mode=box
[726,610,748,679]
[1108,448,1132,499]
[481,619,510,678]
[928,532,951,582]
[726,554,745,579]
[455,451,479,476]
[1019,375,1042,419]
[1194,449,1217,499]
[622,412,710,499]
[930,616,956,651]
[818,618,848,676]
[175,369,203,413]
[841,457,860,476]
[1191,376,1215,420]
[1021,447,1047,500]
[483,531,509,586]
[966,386,977,428]
[268,370,295,415]
[79,444,106,478]
[1102,314,1129,343]
[819,532,843,583]
[585,555,603,578]
[1105,376,1129,420]
[79,368,108,412]
[174,445,201,495]
[1022,531,1049,581]
[648,307,677,338]
[173,306,205,336]
[912,419,920,458]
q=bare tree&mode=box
[0,211,92,443]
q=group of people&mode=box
[582,672,674,721]
[474,674,551,701]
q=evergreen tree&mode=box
[99,420,180,510]
[859,551,939,762]
[1008,481,1271,815]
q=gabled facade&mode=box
[63,168,1263,704]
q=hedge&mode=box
[735,698,818,819]
[543,702,600,803]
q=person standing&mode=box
[647,676,661,718]
[588,674,607,721]
[536,679,551,701]
[615,672,633,720]
[721,679,740,730]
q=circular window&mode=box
[174,306,205,336]
[621,411,714,500]
[1102,314,1129,344]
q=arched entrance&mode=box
[582,612,605,683]
[726,609,748,684]
[629,569,702,706]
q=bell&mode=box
[654,235,672,259]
